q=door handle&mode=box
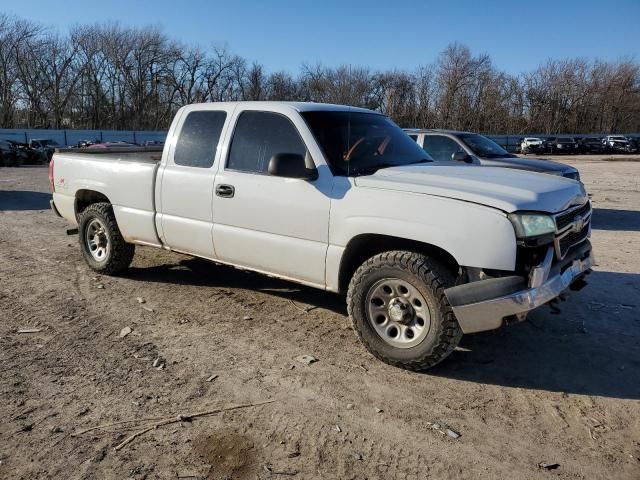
[215,184,235,198]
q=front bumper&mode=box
[445,241,593,334]
[609,144,628,151]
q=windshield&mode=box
[610,136,626,141]
[557,138,575,143]
[458,133,512,159]
[301,111,432,176]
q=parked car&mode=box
[520,137,545,154]
[29,139,60,162]
[5,140,32,164]
[542,137,579,154]
[405,129,580,180]
[602,135,629,153]
[50,101,593,371]
[576,137,605,154]
[623,136,639,153]
[0,140,16,166]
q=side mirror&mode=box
[452,151,472,163]
[268,153,318,180]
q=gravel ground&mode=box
[0,161,639,480]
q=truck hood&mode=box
[353,164,587,213]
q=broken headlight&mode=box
[508,212,556,239]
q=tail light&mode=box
[48,158,54,192]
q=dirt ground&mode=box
[1,159,639,480]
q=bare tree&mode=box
[1,17,639,134]
[245,61,265,100]
[0,14,40,127]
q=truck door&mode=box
[157,106,231,259]
[211,109,331,287]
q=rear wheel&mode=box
[78,202,135,274]
[347,251,462,371]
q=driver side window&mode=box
[422,135,463,162]
[227,111,306,174]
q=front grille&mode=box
[555,202,591,231]
[553,201,592,259]
[558,224,590,258]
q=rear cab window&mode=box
[174,110,227,168]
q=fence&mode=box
[1,128,637,153]
[0,129,166,146]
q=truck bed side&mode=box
[51,148,162,246]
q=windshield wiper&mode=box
[350,159,433,177]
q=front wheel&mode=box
[78,202,135,274]
[347,251,462,371]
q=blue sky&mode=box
[5,0,639,74]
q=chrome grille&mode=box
[554,202,591,232]
[558,224,590,258]
[553,201,592,259]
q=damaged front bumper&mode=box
[445,241,593,334]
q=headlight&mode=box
[508,213,556,238]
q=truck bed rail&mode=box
[54,146,164,154]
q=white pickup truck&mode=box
[50,102,593,370]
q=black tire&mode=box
[347,251,462,371]
[78,202,135,274]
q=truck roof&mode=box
[183,101,376,115]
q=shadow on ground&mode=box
[592,208,640,232]
[125,256,347,315]
[0,190,51,211]
[432,270,640,400]
[125,255,640,400]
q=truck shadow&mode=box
[0,190,51,211]
[431,270,640,400]
[125,258,639,399]
[125,257,347,315]
[591,208,640,231]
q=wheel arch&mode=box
[337,233,460,294]
[75,189,112,220]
